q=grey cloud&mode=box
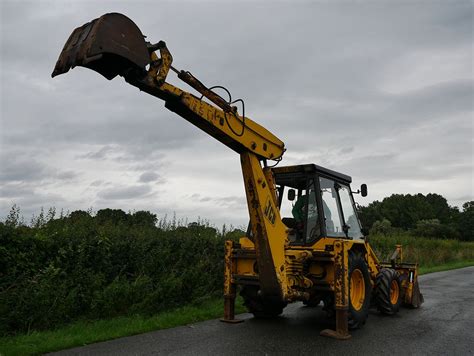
[189,193,247,208]
[0,183,35,198]
[0,150,79,185]
[451,195,474,207]
[0,189,68,221]
[79,146,115,160]
[139,172,160,183]
[339,147,354,155]
[76,145,167,175]
[1,1,472,224]
[213,196,247,208]
[333,149,471,184]
[98,185,153,200]
[0,157,46,183]
[56,171,79,180]
[388,80,473,120]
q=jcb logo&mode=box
[264,197,276,225]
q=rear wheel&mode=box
[375,268,402,315]
[348,251,371,329]
[240,286,286,318]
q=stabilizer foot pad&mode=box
[320,328,351,340]
[220,318,244,324]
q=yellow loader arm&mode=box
[52,13,290,308]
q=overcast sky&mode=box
[1,1,472,228]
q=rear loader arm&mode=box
[134,43,290,300]
[52,13,290,300]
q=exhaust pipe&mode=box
[52,12,150,80]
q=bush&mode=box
[369,219,394,236]
[0,209,245,335]
[412,219,460,240]
[369,232,474,268]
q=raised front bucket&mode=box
[52,13,150,80]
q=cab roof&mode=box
[272,164,352,184]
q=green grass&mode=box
[0,297,246,356]
[2,233,473,356]
[3,261,473,356]
[418,260,474,275]
[368,234,474,275]
[370,233,474,268]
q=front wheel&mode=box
[348,251,371,329]
[375,268,402,315]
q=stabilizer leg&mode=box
[320,240,351,340]
[220,292,243,323]
[320,309,351,340]
[220,240,243,323]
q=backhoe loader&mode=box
[52,13,423,339]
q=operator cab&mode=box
[272,164,366,245]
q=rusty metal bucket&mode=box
[51,13,150,80]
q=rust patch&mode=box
[52,13,150,79]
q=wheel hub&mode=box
[350,269,365,311]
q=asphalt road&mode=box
[52,267,474,356]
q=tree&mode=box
[358,201,383,231]
[412,219,459,240]
[131,211,157,227]
[5,204,23,227]
[369,219,393,236]
[458,201,474,241]
[96,209,128,225]
[360,193,460,230]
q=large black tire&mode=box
[348,251,371,329]
[375,268,402,315]
[240,286,286,318]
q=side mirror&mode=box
[361,184,368,197]
[288,189,296,201]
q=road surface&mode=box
[52,267,474,355]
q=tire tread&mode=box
[375,268,401,315]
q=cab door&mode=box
[319,176,364,239]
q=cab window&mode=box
[338,185,363,239]
[278,179,321,244]
[319,177,344,237]
[302,180,320,241]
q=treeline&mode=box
[0,208,243,335]
[358,193,473,241]
[1,193,472,335]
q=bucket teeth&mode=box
[52,12,150,80]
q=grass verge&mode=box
[0,297,246,356]
[2,261,473,356]
[418,260,474,275]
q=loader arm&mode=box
[52,13,289,301]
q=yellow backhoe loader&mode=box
[52,13,423,339]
